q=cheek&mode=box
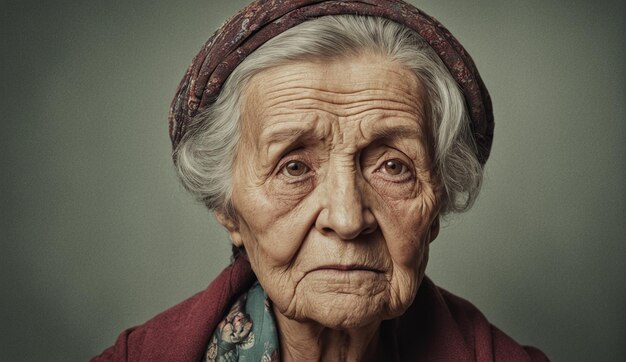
[370,190,436,268]
[233,181,313,269]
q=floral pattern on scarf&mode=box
[204,282,279,362]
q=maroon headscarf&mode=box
[169,0,494,164]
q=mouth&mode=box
[311,264,383,273]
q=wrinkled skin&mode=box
[216,53,441,361]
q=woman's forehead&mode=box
[242,56,427,146]
[246,55,421,99]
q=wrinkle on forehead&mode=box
[247,54,422,107]
[257,72,422,120]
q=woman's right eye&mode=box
[281,160,309,177]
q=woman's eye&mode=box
[381,159,408,176]
[282,160,309,177]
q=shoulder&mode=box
[437,285,549,361]
[395,277,549,361]
[90,257,256,362]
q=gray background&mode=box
[2,0,624,360]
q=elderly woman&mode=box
[94,1,547,361]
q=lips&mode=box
[311,264,383,273]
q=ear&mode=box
[214,209,244,248]
[428,215,440,244]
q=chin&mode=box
[288,291,405,330]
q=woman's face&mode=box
[218,53,441,329]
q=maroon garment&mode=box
[92,256,547,361]
[169,0,494,164]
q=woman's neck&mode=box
[273,307,383,362]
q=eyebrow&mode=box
[367,124,422,141]
[259,123,323,161]
[261,125,312,144]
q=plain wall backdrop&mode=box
[2,0,624,360]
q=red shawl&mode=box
[92,256,547,361]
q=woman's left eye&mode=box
[380,159,409,176]
[282,160,309,177]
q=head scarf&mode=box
[169,0,494,164]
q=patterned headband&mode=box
[169,0,494,164]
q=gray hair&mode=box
[174,15,483,216]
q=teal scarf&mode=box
[204,282,280,362]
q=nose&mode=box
[315,169,378,240]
